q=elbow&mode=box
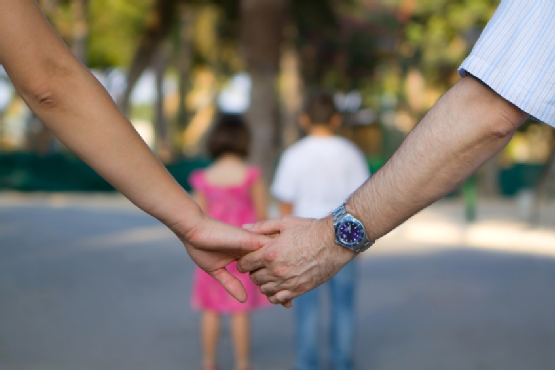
[461,75,528,142]
[19,58,78,111]
[485,102,528,141]
[482,94,527,141]
[485,116,518,141]
[28,83,61,109]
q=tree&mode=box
[118,0,184,115]
[240,0,287,179]
[532,129,555,224]
[71,0,89,63]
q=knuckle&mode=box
[260,284,276,296]
[272,266,287,279]
[276,291,293,304]
[282,215,295,224]
[263,249,279,263]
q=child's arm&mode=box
[279,202,293,217]
[251,177,268,221]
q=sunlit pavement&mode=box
[1,193,555,370]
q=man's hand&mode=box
[236,215,356,306]
[171,212,272,304]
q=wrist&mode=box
[165,201,206,242]
[321,215,357,262]
[345,195,379,243]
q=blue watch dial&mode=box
[337,221,363,245]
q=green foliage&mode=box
[404,0,500,87]
[88,0,152,68]
[293,0,382,91]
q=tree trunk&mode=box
[153,45,172,162]
[532,129,555,224]
[241,0,288,181]
[280,21,302,150]
[480,155,500,197]
[71,0,89,64]
[175,4,194,154]
[119,0,182,115]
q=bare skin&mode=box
[238,76,529,305]
[0,0,270,303]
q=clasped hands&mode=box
[176,211,356,308]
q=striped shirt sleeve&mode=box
[458,0,555,127]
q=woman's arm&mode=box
[193,191,208,213]
[0,0,269,302]
[0,0,189,226]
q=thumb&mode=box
[243,218,284,235]
[210,267,248,303]
[237,227,273,254]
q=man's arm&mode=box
[238,75,529,305]
[0,0,270,302]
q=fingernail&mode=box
[242,224,254,229]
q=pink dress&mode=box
[189,166,270,313]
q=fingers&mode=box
[257,282,292,308]
[240,227,274,252]
[258,278,302,298]
[268,290,296,305]
[226,223,272,254]
[243,217,286,235]
[236,247,267,273]
[248,267,280,286]
[282,300,293,308]
[209,267,247,303]
[198,218,271,255]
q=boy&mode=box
[271,92,370,370]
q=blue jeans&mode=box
[294,260,356,370]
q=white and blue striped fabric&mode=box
[458,0,555,127]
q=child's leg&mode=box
[201,310,221,367]
[329,260,357,370]
[231,312,250,369]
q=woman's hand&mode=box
[171,211,273,303]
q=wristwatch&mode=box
[332,203,374,253]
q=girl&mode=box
[189,114,269,370]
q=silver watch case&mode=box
[332,204,374,253]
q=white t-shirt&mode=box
[271,136,370,219]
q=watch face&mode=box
[337,220,364,246]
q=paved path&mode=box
[1,193,555,370]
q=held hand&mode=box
[236,215,356,306]
[171,212,272,303]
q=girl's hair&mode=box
[206,114,251,159]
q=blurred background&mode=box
[1,0,555,369]
[0,0,554,199]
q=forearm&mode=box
[279,202,293,216]
[348,76,529,241]
[0,0,200,229]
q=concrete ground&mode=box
[1,192,555,370]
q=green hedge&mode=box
[0,153,544,196]
[0,153,209,192]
